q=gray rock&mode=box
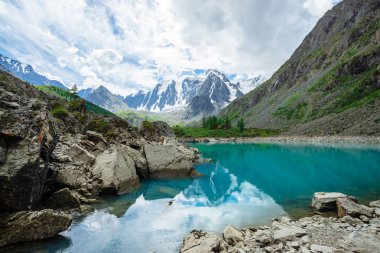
[47,188,80,209]
[339,231,380,253]
[66,144,95,166]
[0,209,71,247]
[310,244,335,253]
[51,162,91,189]
[86,130,107,144]
[369,200,380,208]
[312,192,356,211]
[125,146,149,178]
[144,143,197,178]
[337,198,373,218]
[180,230,222,253]
[139,121,175,142]
[273,227,307,241]
[0,139,6,163]
[0,101,57,212]
[223,225,244,246]
[92,146,140,194]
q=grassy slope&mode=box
[36,85,114,116]
[174,126,279,138]
[221,0,380,136]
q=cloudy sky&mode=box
[0,0,340,95]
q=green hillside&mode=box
[36,85,114,116]
[221,0,380,136]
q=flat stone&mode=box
[180,230,221,253]
[273,227,306,241]
[312,192,356,211]
[310,244,335,253]
[337,198,373,218]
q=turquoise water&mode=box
[3,143,380,253]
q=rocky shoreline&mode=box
[180,192,380,253]
[181,136,380,145]
[0,71,200,248]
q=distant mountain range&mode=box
[0,53,267,119]
[78,86,130,112]
[78,69,266,119]
[0,53,67,90]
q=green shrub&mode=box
[51,107,69,120]
[68,100,82,112]
[87,118,111,134]
[142,120,154,130]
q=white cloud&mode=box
[303,0,335,17]
[0,0,340,95]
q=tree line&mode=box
[202,116,245,132]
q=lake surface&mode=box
[4,143,380,253]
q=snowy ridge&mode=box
[0,53,67,89]
[125,69,247,113]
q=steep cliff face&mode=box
[222,0,380,135]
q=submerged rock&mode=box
[0,209,71,247]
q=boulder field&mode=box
[180,193,380,253]
[0,70,199,248]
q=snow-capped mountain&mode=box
[124,69,245,117]
[235,74,268,93]
[77,69,264,118]
[0,53,67,89]
[78,85,129,112]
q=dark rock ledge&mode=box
[180,192,380,253]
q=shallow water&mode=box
[4,143,380,253]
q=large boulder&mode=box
[0,90,57,212]
[223,225,244,246]
[50,139,98,192]
[337,198,374,218]
[180,230,222,253]
[125,146,149,178]
[144,143,197,178]
[312,192,357,211]
[0,209,71,247]
[47,188,80,209]
[139,121,175,142]
[91,146,140,194]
